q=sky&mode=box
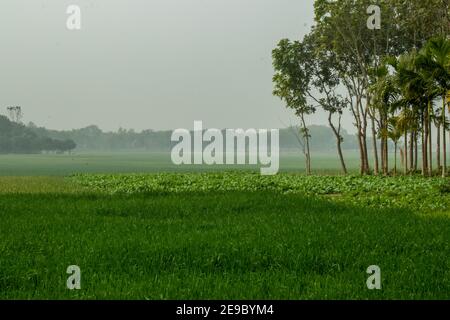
[0,0,356,132]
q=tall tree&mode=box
[417,37,450,177]
[272,39,316,175]
[306,33,349,174]
[314,0,450,175]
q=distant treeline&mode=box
[26,122,363,152]
[0,115,76,154]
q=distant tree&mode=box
[61,139,77,154]
[0,115,76,154]
[7,106,22,123]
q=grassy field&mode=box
[0,152,364,176]
[0,166,449,299]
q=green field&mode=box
[0,154,449,299]
[0,152,364,176]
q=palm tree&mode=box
[391,52,429,175]
[417,37,450,177]
[370,63,400,175]
[396,106,416,174]
[386,116,403,176]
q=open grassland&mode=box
[0,174,449,299]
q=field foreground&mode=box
[0,174,449,299]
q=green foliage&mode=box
[272,39,315,116]
[437,180,450,194]
[292,1,450,176]
[73,173,450,211]
[0,115,76,154]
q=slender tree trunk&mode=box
[409,131,414,173]
[404,131,408,175]
[328,113,347,175]
[352,94,369,175]
[301,116,311,176]
[382,113,389,175]
[361,100,370,174]
[400,146,405,169]
[443,96,447,177]
[306,141,311,175]
[357,131,365,175]
[337,139,347,175]
[428,101,433,176]
[422,112,427,176]
[414,131,418,172]
[394,142,397,176]
[437,123,441,171]
[385,135,389,175]
[380,134,385,174]
[362,133,369,174]
[371,115,379,175]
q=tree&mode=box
[65,139,77,154]
[0,115,77,154]
[314,0,374,174]
[387,116,403,176]
[307,32,349,174]
[7,106,23,123]
[273,39,316,175]
[390,51,430,176]
[313,0,450,175]
[417,37,450,177]
[370,61,400,175]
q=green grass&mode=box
[0,174,449,299]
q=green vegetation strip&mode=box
[73,173,450,211]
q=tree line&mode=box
[27,122,364,152]
[0,115,76,154]
[272,0,449,176]
[4,113,376,155]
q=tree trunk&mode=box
[404,131,408,174]
[428,101,433,176]
[328,113,347,175]
[382,113,389,175]
[394,142,397,176]
[380,135,385,174]
[422,112,427,176]
[337,139,347,175]
[363,133,369,174]
[414,131,418,172]
[358,99,370,175]
[371,115,379,175]
[301,116,311,176]
[437,123,441,171]
[357,131,365,175]
[385,135,389,175]
[409,131,414,173]
[443,96,447,178]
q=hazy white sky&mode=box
[0,0,355,132]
